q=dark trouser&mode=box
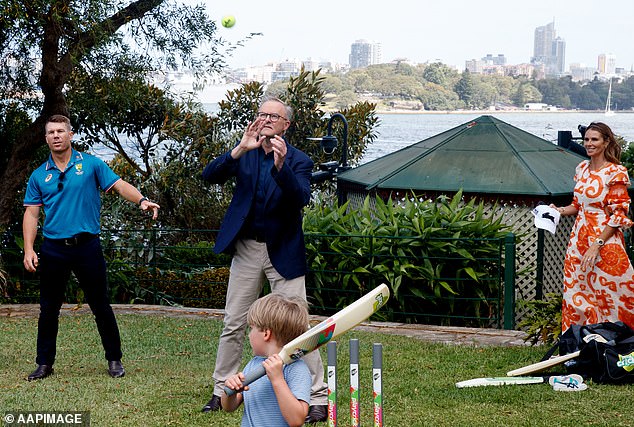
[36,237,122,365]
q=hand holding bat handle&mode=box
[224,364,266,396]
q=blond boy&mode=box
[222,294,311,427]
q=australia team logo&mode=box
[75,163,84,175]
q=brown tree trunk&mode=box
[0,121,46,227]
[0,3,71,227]
[0,98,69,227]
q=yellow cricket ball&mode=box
[221,15,236,28]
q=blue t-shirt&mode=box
[240,357,311,427]
[23,150,120,239]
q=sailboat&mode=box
[605,79,616,117]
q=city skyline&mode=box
[200,0,633,71]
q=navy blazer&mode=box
[202,140,314,279]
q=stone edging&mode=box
[0,304,530,347]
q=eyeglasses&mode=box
[256,112,287,123]
[58,170,66,191]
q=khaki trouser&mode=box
[212,238,328,405]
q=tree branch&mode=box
[61,0,164,73]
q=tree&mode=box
[575,86,603,110]
[417,82,462,111]
[271,68,378,169]
[0,0,227,227]
[512,82,542,106]
[103,99,228,231]
[620,138,634,177]
[350,71,372,93]
[334,90,359,110]
[469,80,498,109]
[67,72,179,180]
[422,62,457,87]
[619,76,634,110]
[534,78,572,108]
[321,74,345,95]
[455,69,475,108]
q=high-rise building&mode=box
[465,59,483,74]
[532,21,565,76]
[569,63,596,82]
[482,54,507,66]
[349,40,382,69]
[598,53,617,74]
[532,22,555,64]
[551,37,566,75]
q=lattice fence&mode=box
[496,204,573,324]
[344,191,572,325]
[543,216,575,295]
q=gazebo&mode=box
[337,115,588,319]
[339,115,585,203]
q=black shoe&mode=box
[201,394,222,413]
[305,404,327,424]
[108,360,125,378]
[27,364,54,381]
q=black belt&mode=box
[47,233,99,247]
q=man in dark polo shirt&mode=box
[22,114,160,381]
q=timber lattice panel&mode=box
[498,204,572,325]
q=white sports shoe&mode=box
[549,374,587,391]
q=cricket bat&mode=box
[507,333,607,377]
[456,376,544,388]
[224,284,391,396]
[506,352,580,376]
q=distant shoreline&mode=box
[199,100,632,116]
[372,109,634,115]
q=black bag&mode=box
[543,321,634,384]
[573,335,634,384]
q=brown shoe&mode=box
[201,394,222,412]
[108,360,125,378]
[27,364,53,381]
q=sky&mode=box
[196,0,634,71]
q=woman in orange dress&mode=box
[551,122,634,332]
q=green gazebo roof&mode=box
[339,115,587,197]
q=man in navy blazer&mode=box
[201,97,328,423]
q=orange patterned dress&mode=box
[561,160,634,332]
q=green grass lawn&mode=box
[1,314,633,427]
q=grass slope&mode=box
[1,314,633,426]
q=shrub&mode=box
[516,293,562,345]
[303,192,513,326]
[151,267,230,308]
[160,240,231,271]
[0,231,40,303]
[110,264,230,308]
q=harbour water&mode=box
[364,111,634,164]
[202,101,633,164]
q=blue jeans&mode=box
[36,237,122,365]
